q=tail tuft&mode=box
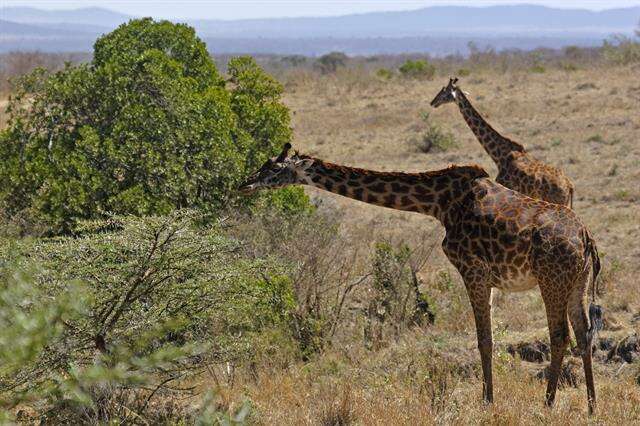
[588,303,604,342]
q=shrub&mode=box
[0,262,204,423]
[602,35,640,65]
[315,52,348,74]
[0,211,299,421]
[0,18,305,233]
[280,55,307,67]
[529,64,546,73]
[410,112,457,153]
[375,68,394,80]
[364,240,435,349]
[230,209,364,359]
[399,59,436,80]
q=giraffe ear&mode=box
[275,142,292,162]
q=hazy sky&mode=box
[2,0,639,20]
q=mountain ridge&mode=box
[1,4,638,54]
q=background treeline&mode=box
[2,31,640,97]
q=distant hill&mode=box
[191,5,640,38]
[1,6,131,27]
[1,5,638,54]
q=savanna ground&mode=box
[1,48,639,423]
[224,65,640,423]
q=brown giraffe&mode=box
[430,78,575,207]
[240,143,602,414]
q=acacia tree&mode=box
[0,18,305,233]
[315,51,348,74]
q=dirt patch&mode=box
[507,340,550,363]
[606,333,640,363]
[535,357,583,389]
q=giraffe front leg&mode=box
[466,282,494,404]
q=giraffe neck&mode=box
[455,90,525,165]
[298,158,487,226]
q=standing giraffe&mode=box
[239,143,601,414]
[430,78,574,207]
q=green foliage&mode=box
[398,59,436,80]
[602,35,640,65]
[375,68,394,80]
[412,113,457,153]
[93,18,222,90]
[315,52,348,74]
[227,56,293,175]
[0,265,86,419]
[457,68,471,77]
[280,55,307,67]
[254,186,315,216]
[0,19,306,233]
[0,211,299,421]
[0,263,203,423]
[529,64,546,73]
[365,241,435,349]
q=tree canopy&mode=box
[0,18,305,233]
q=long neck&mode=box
[298,160,474,225]
[455,90,524,164]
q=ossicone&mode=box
[276,142,292,162]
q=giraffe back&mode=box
[496,151,574,207]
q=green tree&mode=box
[398,59,436,80]
[0,18,304,233]
[315,51,348,74]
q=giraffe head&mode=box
[238,143,313,194]
[430,77,460,108]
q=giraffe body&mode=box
[240,143,601,414]
[431,78,574,207]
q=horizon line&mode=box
[2,2,640,22]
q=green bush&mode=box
[364,241,435,349]
[0,211,298,421]
[529,64,546,73]
[411,113,457,153]
[398,59,436,80]
[0,18,305,233]
[315,52,348,74]
[602,35,640,65]
[375,68,394,80]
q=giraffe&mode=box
[239,143,602,414]
[430,78,575,207]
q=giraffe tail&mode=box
[584,230,603,343]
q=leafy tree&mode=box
[280,55,307,67]
[398,59,436,80]
[0,18,305,233]
[315,51,348,74]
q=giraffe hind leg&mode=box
[568,278,597,415]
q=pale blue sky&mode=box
[2,0,639,20]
